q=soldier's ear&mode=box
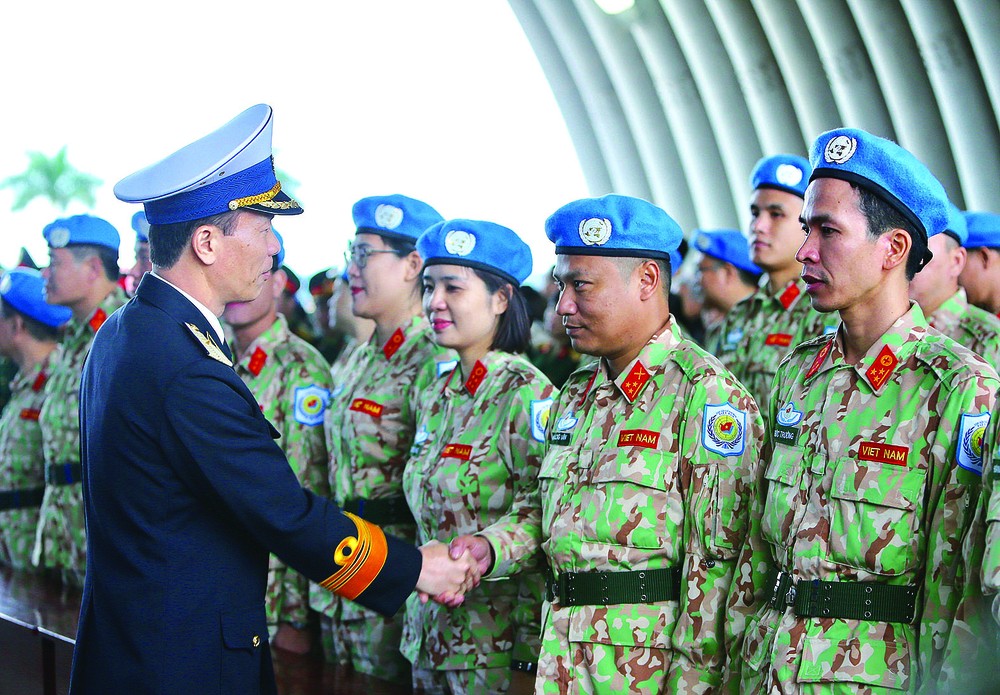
[402,250,423,283]
[636,259,662,302]
[882,228,911,274]
[271,269,287,301]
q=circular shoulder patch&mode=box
[444,230,476,256]
[48,227,71,248]
[824,135,858,165]
[578,218,612,246]
[374,204,404,230]
[775,163,804,186]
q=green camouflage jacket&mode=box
[926,288,1000,372]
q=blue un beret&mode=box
[114,104,302,225]
[545,194,683,265]
[418,219,532,286]
[0,267,72,328]
[809,128,949,254]
[943,203,968,246]
[131,211,150,243]
[273,228,286,269]
[694,229,762,276]
[353,194,444,244]
[43,214,120,252]
[964,211,1000,249]
[750,154,811,198]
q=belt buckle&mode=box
[785,583,797,607]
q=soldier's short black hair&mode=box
[853,184,927,281]
[472,268,531,354]
[148,211,240,269]
[66,244,120,282]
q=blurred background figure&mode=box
[308,267,342,364]
[223,230,332,656]
[528,291,580,389]
[959,212,1000,317]
[277,262,317,344]
[124,211,151,297]
[692,229,762,354]
[326,269,376,383]
[0,268,71,571]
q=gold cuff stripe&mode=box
[319,512,388,600]
[228,181,282,211]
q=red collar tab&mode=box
[464,360,488,396]
[805,339,834,380]
[248,347,268,376]
[865,344,898,391]
[89,308,108,332]
[576,364,600,409]
[620,361,651,402]
[382,328,406,360]
[31,371,47,392]
[778,282,800,310]
[765,333,793,347]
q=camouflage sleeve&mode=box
[478,380,556,579]
[666,374,764,692]
[271,358,333,627]
[510,554,546,665]
[918,373,996,686]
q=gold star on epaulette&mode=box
[185,322,232,367]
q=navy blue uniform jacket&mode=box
[69,274,421,694]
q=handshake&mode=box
[415,534,494,607]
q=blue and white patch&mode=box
[776,402,804,427]
[294,385,329,426]
[823,324,838,335]
[702,403,747,457]
[723,328,743,349]
[329,384,345,399]
[530,398,553,442]
[436,359,459,378]
[555,412,579,432]
[410,424,431,456]
[957,412,990,476]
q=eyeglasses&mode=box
[695,261,723,278]
[344,243,402,269]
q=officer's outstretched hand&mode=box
[416,540,481,607]
[448,534,493,577]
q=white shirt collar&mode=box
[151,272,226,345]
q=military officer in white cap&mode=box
[70,104,480,694]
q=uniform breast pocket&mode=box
[761,447,806,551]
[827,457,925,576]
[586,449,675,550]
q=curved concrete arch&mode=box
[508,0,613,194]
[628,1,737,229]
[658,0,763,222]
[533,0,653,199]
[706,0,805,157]
[796,0,895,138]
[846,0,961,201]
[751,0,843,143]
[955,0,1000,126]
[572,0,696,228]
[902,0,1000,211]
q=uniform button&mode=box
[252,635,260,648]
[704,559,716,569]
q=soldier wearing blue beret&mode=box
[693,229,762,352]
[34,214,128,590]
[959,211,1000,317]
[726,127,999,693]
[449,194,764,692]
[0,268,72,571]
[713,154,838,418]
[70,104,479,694]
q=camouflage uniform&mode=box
[714,277,837,419]
[0,355,54,569]
[401,351,555,692]
[725,303,998,694]
[925,288,1000,371]
[34,288,127,586]
[310,315,455,683]
[231,313,332,636]
[482,316,764,694]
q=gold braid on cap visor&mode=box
[228,181,301,211]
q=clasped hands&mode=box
[415,534,493,607]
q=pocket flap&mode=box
[764,447,803,487]
[589,448,669,492]
[797,636,909,690]
[221,609,268,651]
[831,457,925,511]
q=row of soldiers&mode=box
[2,124,1000,695]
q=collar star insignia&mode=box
[185,322,233,367]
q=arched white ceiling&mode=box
[508,0,1000,233]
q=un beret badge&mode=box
[775,163,804,186]
[579,218,612,246]
[48,227,71,248]
[824,135,858,165]
[444,230,476,256]
[374,204,404,230]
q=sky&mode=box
[0,1,587,292]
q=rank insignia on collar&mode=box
[778,282,800,310]
[185,322,232,367]
[248,347,268,376]
[89,307,108,332]
[805,339,834,380]
[382,328,406,360]
[31,371,47,392]
[620,361,650,402]
[865,344,898,392]
[465,360,487,396]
